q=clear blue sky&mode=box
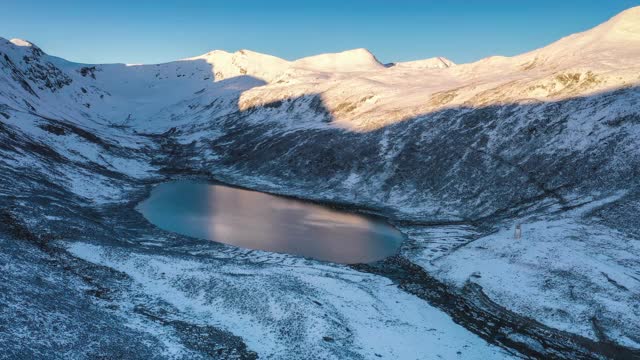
[1,0,638,65]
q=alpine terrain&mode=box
[1,6,640,360]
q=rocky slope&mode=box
[1,6,640,359]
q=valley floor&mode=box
[1,124,638,359]
[0,139,512,359]
[0,96,639,360]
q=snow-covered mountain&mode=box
[1,6,640,359]
[292,48,385,72]
[390,56,456,69]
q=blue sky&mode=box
[1,1,638,65]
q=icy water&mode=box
[137,181,404,264]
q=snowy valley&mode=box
[1,6,640,359]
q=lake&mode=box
[137,181,403,264]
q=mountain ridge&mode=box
[6,6,640,71]
[4,6,640,132]
[5,5,640,81]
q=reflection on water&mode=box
[137,181,403,264]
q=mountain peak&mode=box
[293,48,383,72]
[509,6,640,69]
[339,47,376,57]
[194,48,287,63]
[188,48,289,83]
[5,38,44,57]
[611,6,640,22]
[392,56,456,70]
[10,38,37,47]
[599,6,640,41]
